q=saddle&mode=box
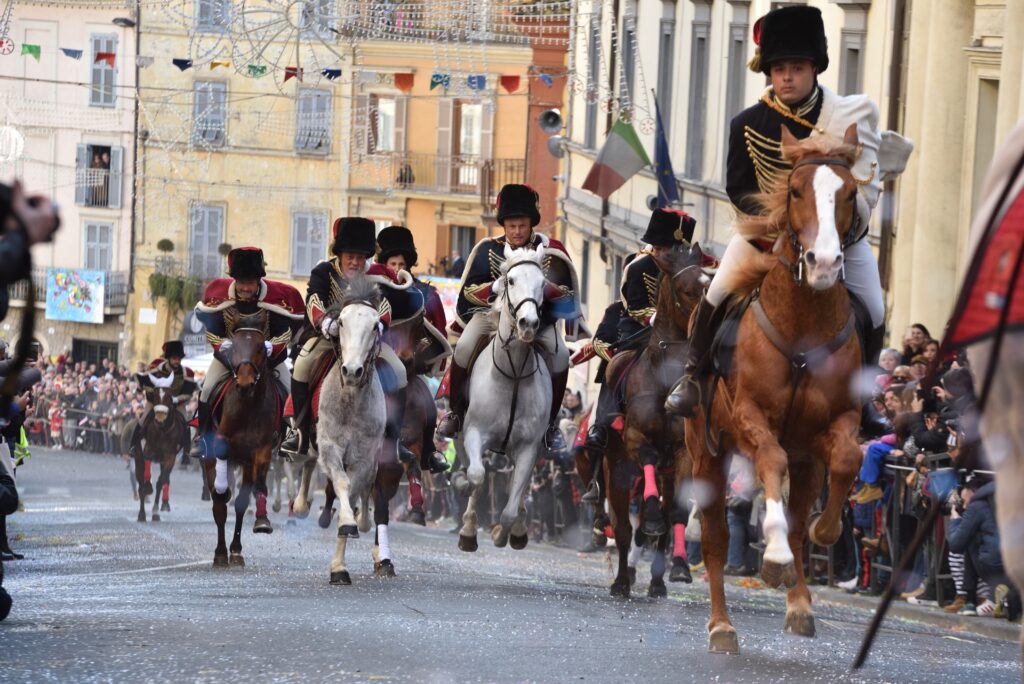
[202,372,288,432]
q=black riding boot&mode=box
[544,369,570,452]
[0,515,22,561]
[188,399,212,460]
[585,381,618,449]
[280,380,311,456]
[664,296,719,417]
[437,362,468,438]
[419,407,449,475]
[580,446,604,504]
[386,387,417,464]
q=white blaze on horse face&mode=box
[762,498,794,565]
[503,251,545,343]
[338,304,379,384]
[807,165,845,290]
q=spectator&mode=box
[447,250,465,278]
[900,323,932,365]
[875,348,901,390]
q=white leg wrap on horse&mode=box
[762,498,793,564]
[377,524,391,561]
[628,541,644,567]
[214,458,228,494]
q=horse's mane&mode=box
[735,134,858,241]
[234,311,269,335]
[328,274,381,318]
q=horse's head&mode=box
[330,276,382,387]
[494,245,546,343]
[227,313,269,393]
[780,123,861,290]
[651,243,710,326]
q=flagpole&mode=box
[599,0,621,265]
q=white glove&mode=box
[264,341,273,356]
[321,316,339,338]
[220,340,233,353]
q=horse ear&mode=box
[843,123,859,148]
[780,125,799,151]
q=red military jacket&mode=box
[195,278,305,365]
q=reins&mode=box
[229,327,269,385]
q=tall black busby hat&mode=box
[227,247,266,279]
[162,340,185,359]
[496,183,541,227]
[376,226,418,267]
[641,208,697,247]
[331,217,377,257]
[750,6,829,75]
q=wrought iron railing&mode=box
[351,152,525,204]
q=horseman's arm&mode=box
[195,280,231,351]
[454,241,497,324]
[305,264,333,329]
[620,259,655,325]
[726,114,762,216]
[266,314,294,363]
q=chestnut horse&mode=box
[593,245,707,598]
[202,313,279,567]
[685,126,864,653]
[135,375,189,523]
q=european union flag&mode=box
[653,94,679,208]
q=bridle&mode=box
[330,300,381,389]
[780,157,868,284]
[229,327,267,385]
[496,259,545,353]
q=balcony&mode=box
[350,152,526,206]
[7,267,129,313]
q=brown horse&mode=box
[135,378,189,523]
[685,126,864,653]
[599,245,707,597]
[202,313,280,567]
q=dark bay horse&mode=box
[600,245,707,597]
[135,377,189,523]
[685,126,864,653]
[203,312,280,567]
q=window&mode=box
[196,0,229,31]
[89,34,117,107]
[450,225,475,266]
[373,219,391,234]
[295,89,332,153]
[84,222,113,271]
[370,95,396,153]
[724,22,748,177]
[193,81,227,147]
[302,0,336,39]
[685,21,710,179]
[74,144,123,209]
[656,19,675,137]
[73,339,118,366]
[839,31,864,95]
[189,204,224,280]
[584,12,601,149]
[621,16,637,109]
[291,210,329,276]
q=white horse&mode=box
[458,245,553,552]
[291,276,385,585]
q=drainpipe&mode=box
[877,0,907,293]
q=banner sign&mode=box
[45,268,105,324]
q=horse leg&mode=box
[373,465,399,577]
[230,474,253,566]
[807,411,861,546]
[608,457,633,597]
[735,400,796,589]
[271,458,283,513]
[458,428,484,552]
[150,459,172,522]
[648,519,669,598]
[253,448,273,534]
[318,479,337,529]
[670,450,693,583]
[510,492,529,550]
[292,458,315,518]
[135,454,147,522]
[458,485,480,553]
[330,459,360,539]
[496,445,533,550]
[205,459,229,567]
[329,534,351,585]
[783,460,823,637]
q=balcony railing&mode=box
[351,152,526,205]
[7,267,128,311]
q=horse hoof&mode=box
[407,507,426,527]
[294,508,310,520]
[669,561,693,584]
[213,554,229,568]
[151,514,160,523]
[647,580,667,598]
[374,559,397,578]
[761,560,798,589]
[137,513,146,523]
[253,517,273,534]
[160,501,170,512]
[318,507,335,529]
[491,526,509,548]
[610,580,630,598]
[641,497,667,537]
[509,533,528,550]
[708,628,740,655]
[784,611,816,637]
[338,524,359,538]
[458,534,478,553]
[272,501,282,513]
[627,566,637,587]
[201,490,211,502]
[807,513,836,547]
[330,570,352,585]
[229,553,245,567]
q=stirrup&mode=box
[280,426,302,455]
[581,480,601,504]
[664,374,702,416]
[544,425,567,452]
[436,411,461,438]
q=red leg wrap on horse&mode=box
[642,464,659,500]
[143,461,152,480]
[673,523,686,560]
[256,492,267,518]
[162,483,169,501]
[408,477,424,508]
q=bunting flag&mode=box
[394,72,414,93]
[467,74,486,91]
[172,58,193,71]
[21,44,40,61]
[59,48,83,60]
[321,68,342,81]
[429,72,450,90]
[210,60,230,70]
[247,64,267,78]
[136,56,154,68]
[95,51,115,67]
[581,118,652,199]
[500,75,520,94]
[539,73,554,87]
[284,66,303,82]
[357,70,377,84]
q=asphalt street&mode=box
[1,448,1020,683]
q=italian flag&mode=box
[582,118,652,199]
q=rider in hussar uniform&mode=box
[375,225,451,474]
[130,340,196,458]
[665,5,913,418]
[190,247,305,493]
[436,184,585,451]
[280,217,422,464]
[576,209,697,500]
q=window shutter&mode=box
[75,143,88,205]
[318,90,332,151]
[352,93,369,160]
[292,212,306,274]
[197,0,211,26]
[193,83,208,145]
[480,98,494,160]
[100,223,112,271]
[436,98,454,192]
[212,82,227,145]
[85,223,96,269]
[394,95,408,153]
[108,146,123,208]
